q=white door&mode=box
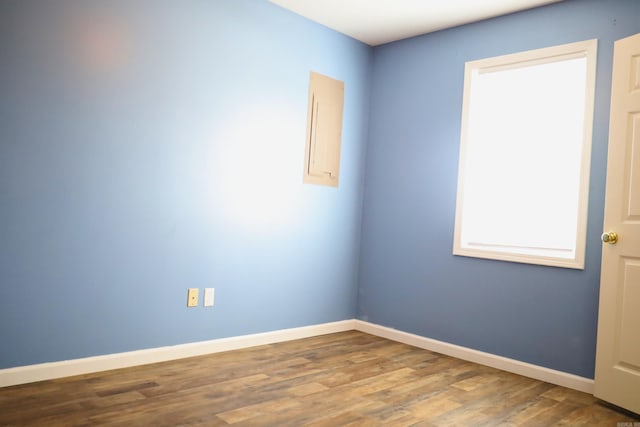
[594,32,640,414]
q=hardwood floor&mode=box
[0,331,637,426]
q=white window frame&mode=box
[453,39,598,269]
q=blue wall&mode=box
[0,0,371,368]
[2,0,639,380]
[358,0,640,378]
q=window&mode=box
[453,39,598,269]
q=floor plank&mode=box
[0,331,637,426]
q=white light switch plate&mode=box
[204,288,215,307]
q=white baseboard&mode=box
[353,320,594,394]
[0,320,357,388]
[0,318,594,394]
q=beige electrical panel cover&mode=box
[304,71,344,187]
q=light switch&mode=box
[204,288,215,307]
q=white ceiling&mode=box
[269,0,564,46]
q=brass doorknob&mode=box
[601,231,618,244]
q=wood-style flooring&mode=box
[0,331,637,426]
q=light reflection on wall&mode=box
[212,103,303,234]
[65,8,133,79]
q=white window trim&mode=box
[453,39,598,269]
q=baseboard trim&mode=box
[353,320,594,394]
[0,320,357,388]
[1,319,595,394]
